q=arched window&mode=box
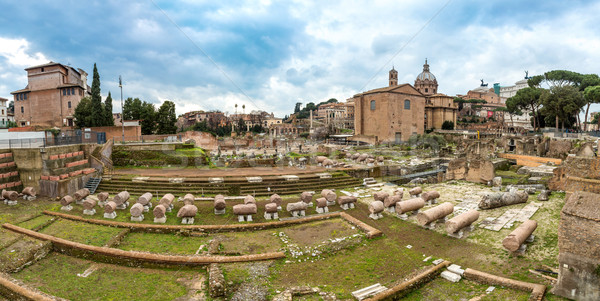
[404,99,411,110]
[370,100,376,110]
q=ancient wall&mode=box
[446,157,494,184]
[554,191,600,301]
[549,156,600,194]
[86,126,141,142]
[182,131,218,150]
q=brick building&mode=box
[0,97,9,128]
[352,60,457,143]
[11,62,90,128]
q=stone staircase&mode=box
[96,172,362,197]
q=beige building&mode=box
[11,62,90,127]
[352,60,457,143]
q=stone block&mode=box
[441,270,461,282]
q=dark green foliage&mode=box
[441,120,454,130]
[103,92,114,126]
[90,63,103,126]
[190,120,232,137]
[123,97,157,135]
[73,97,93,127]
[506,87,542,130]
[156,101,177,134]
[294,98,338,119]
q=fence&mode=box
[0,132,104,149]
[112,135,183,144]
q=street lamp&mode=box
[119,75,124,143]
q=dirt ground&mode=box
[112,166,328,177]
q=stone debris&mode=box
[447,264,465,276]
[432,259,444,265]
[441,270,462,282]
[351,283,388,300]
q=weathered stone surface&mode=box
[384,194,402,208]
[502,219,537,252]
[130,203,144,217]
[265,202,278,213]
[270,194,282,207]
[82,198,96,210]
[286,201,307,212]
[446,209,479,234]
[421,191,440,202]
[315,197,327,208]
[337,195,357,205]
[547,140,572,159]
[538,190,551,201]
[113,191,130,206]
[244,195,256,204]
[478,191,528,209]
[159,193,175,207]
[74,188,90,201]
[321,189,337,203]
[209,263,225,297]
[395,198,425,214]
[177,204,198,218]
[373,192,389,202]
[369,201,384,214]
[555,191,600,301]
[409,187,422,196]
[60,195,74,206]
[492,177,502,187]
[300,191,313,204]
[233,203,257,215]
[153,204,166,218]
[466,159,495,184]
[22,187,36,196]
[415,202,454,226]
[137,192,153,205]
[214,194,226,210]
[104,201,117,213]
[97,192,109,202]
[182,193,195,205]
[446,157,467,180]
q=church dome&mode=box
[416,59,436,82]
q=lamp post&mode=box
[119,75,124,143]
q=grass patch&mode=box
[281,218,360,248]
[216,229,283,255]
[13,252,195,300]
[16,215,54,230]
[117,232,210,255]
[39,219,123,246]
[403,278,530,301]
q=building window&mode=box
[370,100,376,110]
[24,93,27,100]
[63,89,66,96]
[41,68,44,72]
[68,101,72,109]
[425,88,428,93]
[79,89,82,96]
[21,107,24,113]
[404,99,411,110]
[71,88,75,95]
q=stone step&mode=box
[351,283,387,300]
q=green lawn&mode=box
[13,252,196,301]
[39,219,123,247]
[117,232,210,255]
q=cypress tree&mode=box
[90,63,103,126]
[104,92,114,126]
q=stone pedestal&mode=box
[143,204,152,212]
[369,213,383,220]
[448,224,475,239]
[290,210,306,217]
[316,207,328,214]
[341,203,355,210]
[154,217,166,223]
[264,212,279,220]
[116,202,129,210]
[237,215,253,222]
[104,212,117,219]
[76,199,84,205]
[131,215,144,222]
[181,217,194,224]
[61,205,73,211]
[386,206,395,213]
[83,209,96,216]
[326,200,336,206]
[7,200,17,206]
[214,208,226,215]
[398,213,409,220]
[24,196,36,201]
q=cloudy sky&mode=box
[1,0,600,117]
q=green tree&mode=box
[123,97,143,120]
[506,87,542,130]
[103,92,114,126]
[7,101,13,114]
[294,102,302,114]
[90,63,103,126]
[155,101,177,134]
[580,74,600,130]
[236,118,246,133]
[441,120,454,130]
[584,86,600,131]
[541,85,584,131]
[140,102,156,135]
[73,97,93,128]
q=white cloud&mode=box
[0,37,49,67]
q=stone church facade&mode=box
[352,60,457,143]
